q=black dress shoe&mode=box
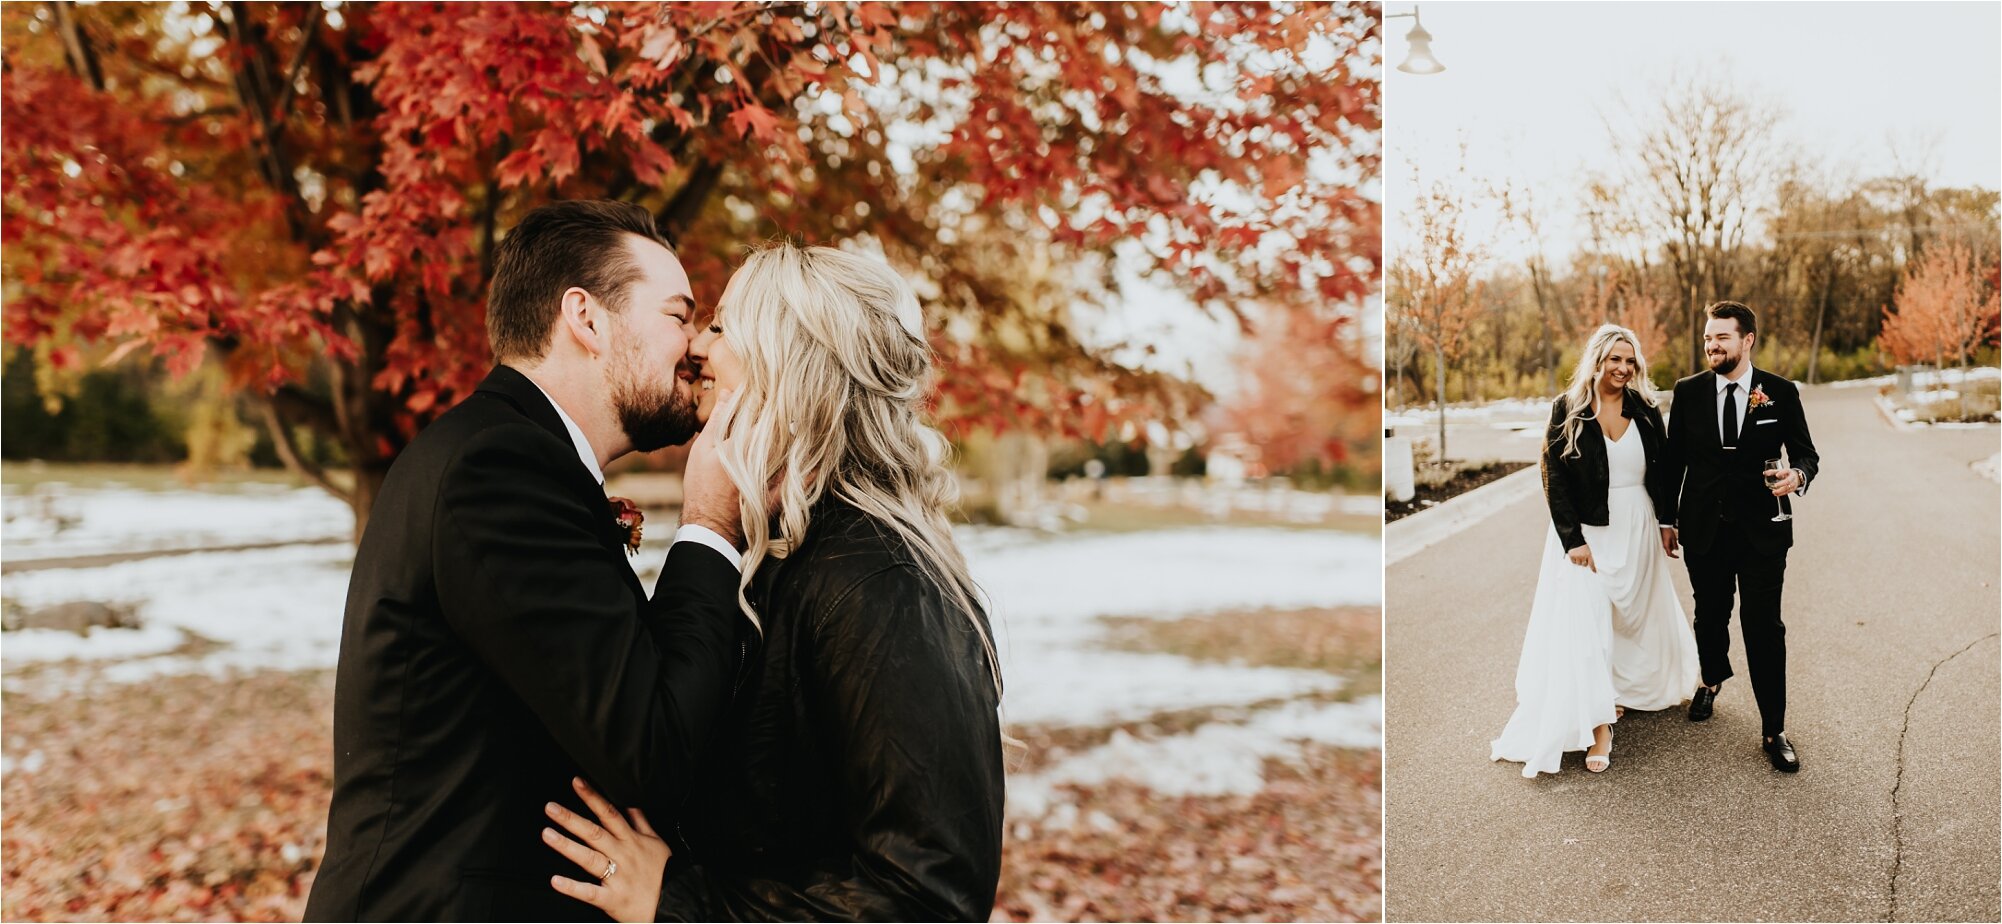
[1688,685,1717,722]
[1763,733,1800,772]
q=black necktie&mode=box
[1721,382,1739,449]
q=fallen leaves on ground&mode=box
[2,670,334,922]
[2,605,1383,921]
[998,606,1384,921]
[995,745,1382,922]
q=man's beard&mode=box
[610,348,699,453]
[1707,350,1742,375]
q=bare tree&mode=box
[1606,71,1783,374]
[1388,155,1487,461]
[1497,180,1565,392]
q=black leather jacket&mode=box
[657,497,1005,922]
[1541,389,1675,551]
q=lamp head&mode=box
[1397,15,1445,75]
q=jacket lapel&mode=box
[1698,371,1725,450]
[475,365,604,494]
[471,366,637,575]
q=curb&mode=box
[1873,391,1999,432]
[1385,465,1541,567]
[1873,392,1921,433]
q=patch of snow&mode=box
[984,527,1381,726]
[1,750,46,776]
[1833,366,2000,389]
[1,545,352,676]
[4,518,1383,731]
[1975,454,2000,485]
[2,485,350,561]
[1007,696,1382,821]
[1001,648,1345,729]
[2,624,188,662]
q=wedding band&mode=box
[602,859,617,880]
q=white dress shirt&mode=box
[1715,362,1754,442]
[526,376,742,569]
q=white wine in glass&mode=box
[1764,458,1792,522]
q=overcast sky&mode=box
[1384,1,2002,261]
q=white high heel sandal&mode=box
[1586,725,1614,773]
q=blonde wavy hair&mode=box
[1554,323,1657,459]
[707,243,1001,699]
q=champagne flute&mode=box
[1764,458,1792,522]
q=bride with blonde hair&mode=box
[541,243,1005,921]
[1491,324,1700,777]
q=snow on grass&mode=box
[1006,695,1382,822]
[978,527,1380,726]
[2,485,350,561]
[4,517,1382,729]
[1,545,353,680]
[2,624,188,662]
[1829,366,1999,389]
[1387,397,1555,427]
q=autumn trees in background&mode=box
[2,2,1383,533]
[1879,241,2002,374]
[1386,73,2000,408]
[1386,157,1483,460]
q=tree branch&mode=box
[477,136,511,280]
[47,1,104,91]
[271,5,326,127]
[218,1,309,241]
[270,383,341,438]
[260,396,353,505]
[657,159,724,241]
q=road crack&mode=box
[1888,631,1999,921]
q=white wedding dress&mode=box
[1491,423,1700,777]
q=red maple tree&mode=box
[2,2,1381,534]
[1877,240,2000,372]
[1223,306,1378,476]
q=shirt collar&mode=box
[523,376,605,486]
[1716,363,1755,393]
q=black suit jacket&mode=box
[1540,389,1676,552]
[305,365,747,922]
[1663,368,1822,556]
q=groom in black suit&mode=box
[1661,301,1820,772]
[306,201,751,920]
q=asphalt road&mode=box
[1384,384,2000,922]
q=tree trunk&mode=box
[1434,344,1448,463]
[1688,283,1703,375]
[348,459,389,543]
[1806,260,1832,384]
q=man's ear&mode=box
[557,287,604,357]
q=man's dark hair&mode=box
[487,200,671,362]
[1705,300,1758,338]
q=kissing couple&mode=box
[1492,301,1822,777]
[305,200,1006,921]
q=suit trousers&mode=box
[1684,516,1789,737]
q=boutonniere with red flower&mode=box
[1747,385,1775,411]
[608,496,644,557]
